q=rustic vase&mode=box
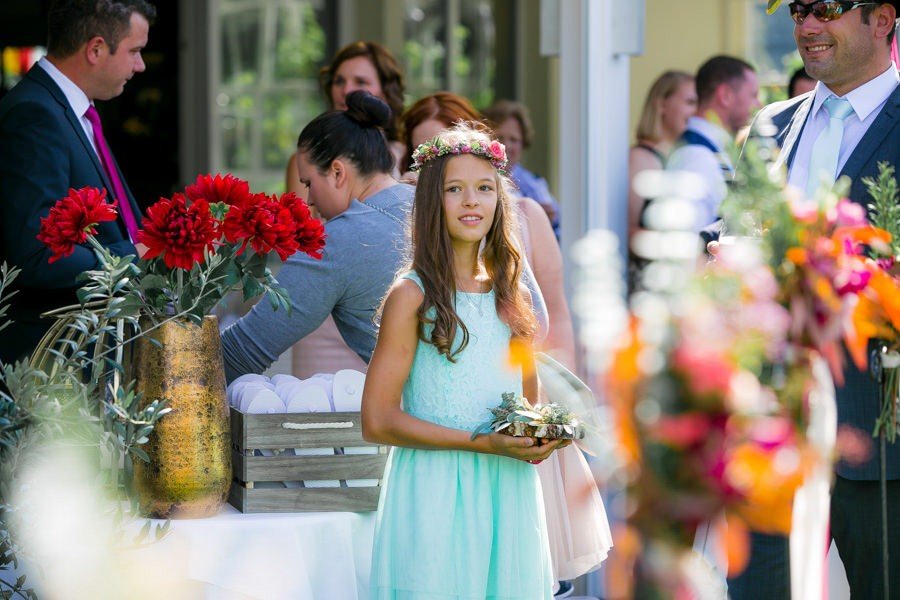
[132,315,231,518]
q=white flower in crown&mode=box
[411,134,508,174]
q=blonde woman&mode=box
[628,71,697,239]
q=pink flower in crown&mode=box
[460,144,471,153]
[488,140,505,161]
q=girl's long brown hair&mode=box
[409,125,537,361]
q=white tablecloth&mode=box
[135,505,375,600]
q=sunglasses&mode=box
[788,0,877,24]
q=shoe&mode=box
[554,580,574,598]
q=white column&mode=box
[554,2,643,597]
[557,0,641,260]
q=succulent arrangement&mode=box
[471,392,584,441]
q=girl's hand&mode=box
[486,434,570,463]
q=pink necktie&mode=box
[84,105,140,242]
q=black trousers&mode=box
[727,476,900,599]
[831,476,900,599]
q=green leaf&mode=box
[131,446,150,463]
[135,519,151,543]
[222,260,241,288]
[241,274,265,301]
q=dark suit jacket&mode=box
[0,63,140,364]
[748,79,900,480]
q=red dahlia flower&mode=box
[185,173,252,206]
[38,187,118,263]
[222,193,281,257]
[279,192,326,259]
[138,193,219,270]
[221,192,323,261]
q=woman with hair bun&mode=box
[285,41,407,377]
[221,91,414,382]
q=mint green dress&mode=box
[370,272,553,600]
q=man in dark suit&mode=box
[0,0,156,364]
[729,1,900,598]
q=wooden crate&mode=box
[229,407,388,513]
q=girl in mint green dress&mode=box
[362,124,566,600]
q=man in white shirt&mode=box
[731,2,900,598]
[0,0,155,363]
[667,55,760,232]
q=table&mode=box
[134,505,375,600]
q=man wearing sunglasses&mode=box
[733,1,899,599]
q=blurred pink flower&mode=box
[746,416,795,451]
[790,198,819,223]
[831,199,867,228]
[649,413,712,448]
[672,346,734,397]
[834,268,872,295]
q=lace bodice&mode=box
[401,272,522,431]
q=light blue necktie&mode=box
[805,96,854,198]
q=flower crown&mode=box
[410,135,508,174]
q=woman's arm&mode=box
[518,197,577,369]
[627,146,662,238]
[361,279,565,461]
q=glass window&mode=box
[217,0,331,192]
[402,0,504,110]
[746,0,802,104]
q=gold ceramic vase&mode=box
[132,315,231,518]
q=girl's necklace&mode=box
[457,279,490,317]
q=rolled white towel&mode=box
[230,380,274,409]
[284,385,331,414]
[331,369,365,412]
[304,374,336,411]
[271,374,302,399]
[226,374,270,407]
[243,388,286,414]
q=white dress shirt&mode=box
[667,115,733,232]
[787,65,899,191]
[35,57,99,155]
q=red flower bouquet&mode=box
[33,174,326,360]
[133,174,326,322]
